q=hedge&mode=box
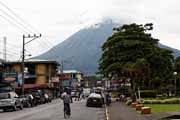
[141,98,180,104]
[140,90,157,98]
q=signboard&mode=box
[2,72,17,83]
[51,77,59,83]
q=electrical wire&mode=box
[0,0,55,48]
[0,8,34,34]
[0,0,39,33]
[0,14,29,34]
[0,0,58,60]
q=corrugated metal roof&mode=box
[63,70,81,74]
[6,58,59,64]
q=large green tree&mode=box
[99,23,174,90]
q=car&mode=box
[86,93,104,107]
[44,93,52,103]
[26,93,38,106]
[0,92,23,111]
[71,89,78,98]
[30,90,46,104]
[83,88,91,97]
[19,95,30,107]
[94,89,105,104]
[19,94,35,107]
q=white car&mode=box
[86,93,104,107]
[0,92,23,112]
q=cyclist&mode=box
[62,90,71,118]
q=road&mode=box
[0,99,105,120]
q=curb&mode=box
[105,105,109,120]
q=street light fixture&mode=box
[173,71,177,96]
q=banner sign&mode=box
[51,77,59,83]
[2,72,17,83]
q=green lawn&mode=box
[145,104,180,113]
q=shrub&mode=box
[142,98,180,104]
[118,86,129,96]
[140,90,157,98]
[126,99,132,106]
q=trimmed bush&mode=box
[142,98,180,104]
[126,99,132,106]
[140,90,157,98]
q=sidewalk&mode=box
[108,102,180,120]
[108,102,147,120]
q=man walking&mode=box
[62,90,71,118]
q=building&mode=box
[0,59,15,92]
[60,70,83,88]
[5,59,59,93]
[0,58,5,72]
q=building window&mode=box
[25,78,36,84]
[25,63,35,75]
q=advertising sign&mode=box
[2,72,17,83]
[51,77,59,83]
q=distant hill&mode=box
[37,19,180,75]
[159,44,180,57]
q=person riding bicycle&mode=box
[62,90,71,118]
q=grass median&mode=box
[145,104,180,113]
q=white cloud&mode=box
[0,0,180,60]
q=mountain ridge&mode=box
[38,20,180,75]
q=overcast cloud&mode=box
[0,0,180,60]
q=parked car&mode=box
[30,90,46,104]
[26,93,38,106]
[44,93,52,103]
[19,95,30,107]
[0,92,23,111]
[86,93,104,107]
[19,94,37,107]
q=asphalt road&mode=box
[0,99,105,120]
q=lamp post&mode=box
[173,71,177,96]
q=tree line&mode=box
[99,23,180,93]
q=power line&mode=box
[0,0,39,33]
[0,1,56,58]
[0,14,29,33]
[0,1,55,48]
[0,8,34,34]
[0,41,21,53]
[0,51,19,57]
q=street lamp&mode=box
[173,71,177,96]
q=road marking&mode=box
[105,105,109,120]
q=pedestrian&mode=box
[74,90,79,101]
[67,88,73,103]
[106,92,111,106]
[61,90,71,118]
[78,89,81,101]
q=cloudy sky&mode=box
[0,0,180,60]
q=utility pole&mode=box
[61,60,64,88]
[3,36,7,62]
[21,34,41,95]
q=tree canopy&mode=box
[99,23,174,90]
